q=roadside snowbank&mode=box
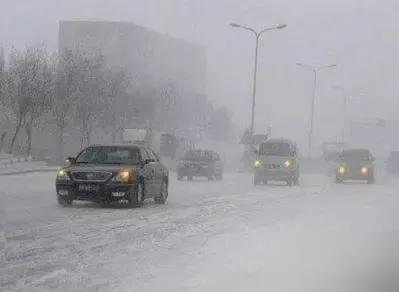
[0,153,57,175]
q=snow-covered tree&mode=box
[0,56,6,152]
[53,50,82,161]
[72,54,106,147]
[3,46,54,155]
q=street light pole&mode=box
[251,34,259,141]
[309,68,317,160]
[297,63,336,158]
[230,23,287,140]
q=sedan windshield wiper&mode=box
[101,162,123,165]
[75,161,89,164]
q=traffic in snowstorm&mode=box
[2,1,399,292]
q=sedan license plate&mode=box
[78,184,99,192]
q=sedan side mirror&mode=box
[144,159,155,165]
[65,157,76,166]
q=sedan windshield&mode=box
[342,150,371,161]
[259,142,290,156]
[76,146,141,165]
[183,150,212,161]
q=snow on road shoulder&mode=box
[0,155,56,176]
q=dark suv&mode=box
[56,145,169,207]
[177,150,223,181]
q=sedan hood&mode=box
[66,164,140,173]
[341,161,373,168]
[180,160,210,165]
[258,155,292,164]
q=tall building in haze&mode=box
[58,20,206,98]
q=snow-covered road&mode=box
[2,172,399,292]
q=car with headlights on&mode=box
[177,150,223,181]
[335,149,375,184]
[56,145,169,207]
[253,138,300,186]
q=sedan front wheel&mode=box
[155,180,168,204]
[57,196,73,207]
[127,182,145,208]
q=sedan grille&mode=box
[71,171,112,182]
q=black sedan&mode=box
[177,150,223,181]
[56,145,169,207]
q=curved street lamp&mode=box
[230,23,287,141]
[296,63,336,158]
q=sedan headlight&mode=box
[284,160,291,168]
[338,166,346,175]
[56,169,70,181]
[112,169,135,183]
[254,160,261,168]
[361,167,368,175]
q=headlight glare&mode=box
[361,167,368,175]
[338,166,346,174]
[112,169,134,183]
[284,160,291,168]
[254,160,261,168]
[57,169,70,181]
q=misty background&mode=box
[1,0,399,152]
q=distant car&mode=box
[56,145,169,207]
[335,149,375,184]
[177,150,223,181]
[386,151,399,175]
[254,138,300,186]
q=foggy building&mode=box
[58,20,206,98]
